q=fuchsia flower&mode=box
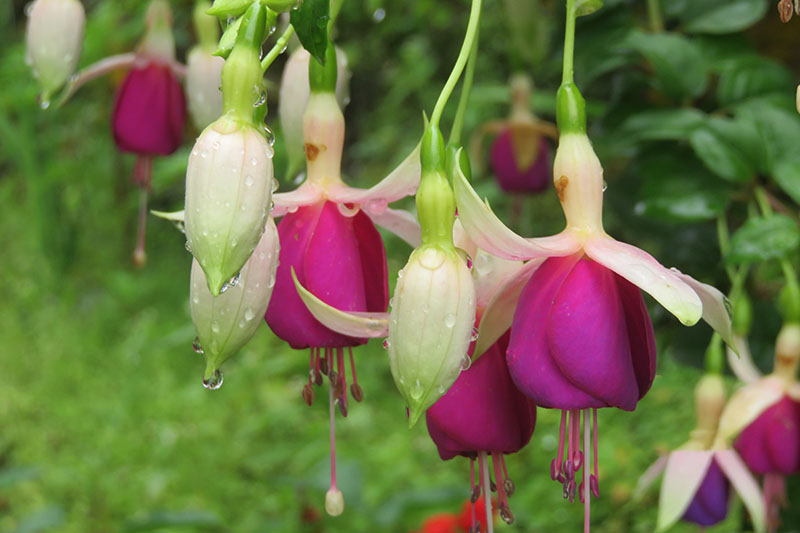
[267,69,422,513]
[490,132,551,194]
[714,323,800,532]
[452,85,735,525]
[636,374,766,532]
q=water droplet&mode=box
[38,97,50,110]
[244,308,255,321]
[444,313,456,328]
[602,180,608,192]
[264,126,275,146]
[372,7,386,21]
[410,379,423,400]
[203,369,224,390]
[471,327,479,341]
[723,296,733,318]
[267,272,276,288]
[200,149,209,159]
[211,321,221,334]
[397,269,404,279]
[253,91,267,108]
[192,337,204,354]
[366,198,388,215]
[173,221,185,234]
[382,339,390,350]
[244,175,254,187]
[466,256,473,270]
[287,205,299,214]
[419,247,445,270]
[460,354,472,371]
[212,140,221,151]
[25,2,34,17]
[293,172,306,186]
[271,180,279,193]
[250,157,259,167]
[219,272,242,294]
[184,240,192,253]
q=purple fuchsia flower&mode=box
[713,323,800,532]
[452,84,735,526]
[266,46,422,515]
[636,374,766,532]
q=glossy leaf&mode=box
[727,215,800,264]
[289,0,330,65]
[683,0,768,34]
[774,158,800,205]
[689,127,754,183]
[626,31,708,100]
[717,56,794,107]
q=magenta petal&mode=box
[615,275,657,400]
[352,209,389,313]
[507,254,602,409]
[682,459,730,527]
[546,258,640,411]
[426,333,536,460]
[112,62,186,156]
[490,129,550,194]
[734,395,800,475]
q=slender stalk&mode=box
[647,0,664,33]
[261,24,296,71]
[329,378,337,490]
[717,214,736,281]
[562,0,576,84]
[480,452,494,533]
[430,0,482,129]
[448,26,479,146]
[583,409,591,533]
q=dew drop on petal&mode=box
[460,354,472,371]
[444,313,456,328]
[471,327,479,342]
[192,337,204,354]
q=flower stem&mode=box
[647,0,664,33]
[562,0,576,85]
[261,24,296,72]
[448,26,479,147]
[480,452,494,533]
[430,0,482,129]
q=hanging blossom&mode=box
[452,80,735,525]
[185,0,225,130]
[471,73,557,196]
[634,372,766,532]
[266,42,421,516]
[57,0,187,267]
[713,323,800,533]
[25,0,85,108]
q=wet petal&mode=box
[272,182,322,218]
[715,450,766,533]
[453,154,581,261]
[656,450,714,532]
[328,144,422,205]
[671,268,735,349]
[726,335,762,384]
[546,258,640,410]
[292,269,390,338]
[364,206,421,248]
[474,259,541,360]
[585,236,702,326]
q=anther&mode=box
[470,485,482,503]
[490,479,497,493]
[499,506,514,525]
[350,383,364,402]
[504,478,515,497]
[329,370,339,389]
[302,384,314,406]
[590,475,600,498]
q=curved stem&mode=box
[261,24,296,72]
[562,0,576,85]
[647,0,664,33]
[448,26,479,146]
[430,0,482,129]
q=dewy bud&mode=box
[388,244,477,428]
[185,117,274,295]
[191,218,280,381]
[279,47,350,176]
[186,47,225,129]
[25,0,85,105]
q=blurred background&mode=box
[1,0,799,531]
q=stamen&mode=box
[314,348,323,386]
[335,348,348,417]
[469,457,478,532]
[591,408,599,498]
[500,455,515,497]
[132,187,149,268]
[491,452,514,525]
[552,411,568,482]
[320,348,330,375]
[348,347,364,401]
[328,379,338,500]
[479,452,494,533]
[302,384,314,406]
[583,408,591,533]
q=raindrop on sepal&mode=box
[460,354,472,372]
[218,271,242,294]
[202,368,223,390]
[192,337,204,354]
[470,327,479,342]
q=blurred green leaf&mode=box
[689,126,754,183]
[717,56,794,107]
[206,0,253,17]
[574,0,603,17]
[0,465,39,488]
[290,0,330,64]
[625,31,708,101]
[774,159,800,205]
[727,215,800,263]
[617,108,705,143]
[16,506,65,533]
[123,510,223,532]
[734,99,800,173]
[666,0,768,34]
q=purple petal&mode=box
[353,209,390,313]
[615,274,657,400]
[546,258,640,411]
[681,458,730,526]
[490,129,550,193]
[734,395,800,475]
[112,62,186,156]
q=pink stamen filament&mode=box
[328,378,338,492]
[348,347,358,387]
[470,457,477,531]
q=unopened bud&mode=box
[325,488,344,516]
[186,47,225,129]
[191,218,280,377]
[25,0,85,104]
[388,244,476,427]
[185,118,274,295]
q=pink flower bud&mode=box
[25,0,85,105]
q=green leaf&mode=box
[574,0,603,16]
[734,99,800,173]
[703,116,767,174]
[774,158,800,205]
[717,56,794,106]
[214,16,243,58]
[683,0,768,34]
[206,0,253,17]
[625,31,708,101]
[689,127,754,183]
[289,0,330,65]
[617,108,705,142]
[727,215,800,264]
[636,150,731,223]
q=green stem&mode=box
[647,0,664,33]
[261,24,296,71]
[717,214,736,281]
[430,0,482,129]
[329,0,344,33]
[448,26,479,146]
[562,0,576,85]
[754,185,773,216]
